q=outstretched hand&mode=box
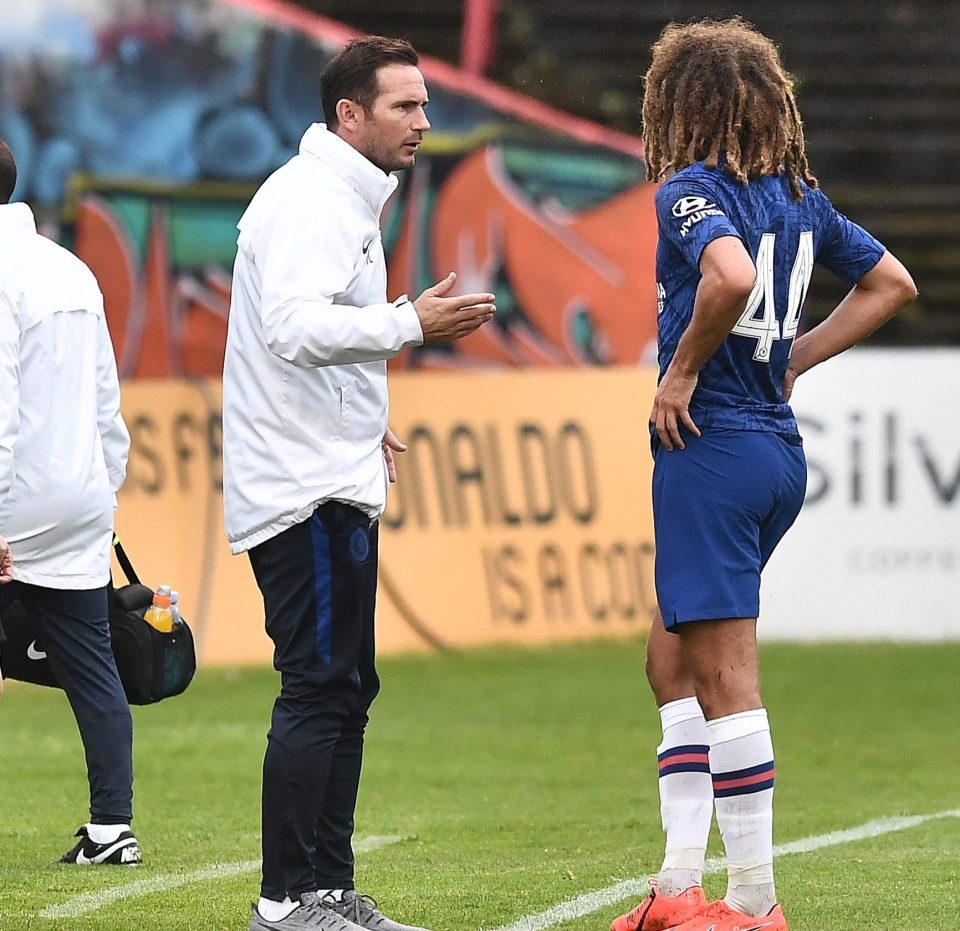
[414,272,496,343]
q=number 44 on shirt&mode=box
[731,231,814,363]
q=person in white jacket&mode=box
[223,36,495,931]
[0,139,140,866]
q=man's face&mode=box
[352,64,430,173]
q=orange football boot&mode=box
[610,881,708,931]
[667,899,787,931]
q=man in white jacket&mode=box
[223,36,495,931]
[0,140,139,865]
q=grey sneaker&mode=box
[325,891,431,931]
[250,891,368,931]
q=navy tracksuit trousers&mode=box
[2,581,133,823]
[249,502,380,902]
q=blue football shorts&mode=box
[652,429,807,630]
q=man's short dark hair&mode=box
[321,36,419,129]
[0,139,17,205]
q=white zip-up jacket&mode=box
[223,124,424,554]
[0,203,129,588]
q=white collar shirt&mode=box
[222,123,423,553]
[0,203,129,588]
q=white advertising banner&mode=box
[761,349,960,640]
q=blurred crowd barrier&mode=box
[114,352,959,668]
[761,349,960,641]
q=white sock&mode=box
[655,697,712,896]
[707,709,777,916]
[317,889,345,902]
[86,822,130,844]
[257,897,298,921]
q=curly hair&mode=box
[642,17,817,201]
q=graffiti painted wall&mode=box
[0,0,659,377]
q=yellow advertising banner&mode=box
[379,369,658,652]
[113,380,267,666]
[114,370,657,665]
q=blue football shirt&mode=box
[655,161,885,434]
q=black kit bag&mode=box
[0,539,196,705]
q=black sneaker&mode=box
[58,825,142,865]
[326,891,430,931]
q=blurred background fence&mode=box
[303,0,960,344]
[0,0,956,661]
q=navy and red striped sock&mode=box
[707,708,778,917]
[655,697,712,896]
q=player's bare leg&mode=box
[676,617,779,922]
[610,612,711,931]
[676,617,761,719]
[645,608,695,706]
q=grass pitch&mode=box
[2,639,958,930]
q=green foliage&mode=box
[2,640,958,930]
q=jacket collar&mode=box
[299,123,398,217]
[0,202,37,245]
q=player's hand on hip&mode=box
[650,368,701,451]
[414,272,496,343]
[782,364,800,403]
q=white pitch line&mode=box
[491,808,960,931]
[40,834,404,920]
